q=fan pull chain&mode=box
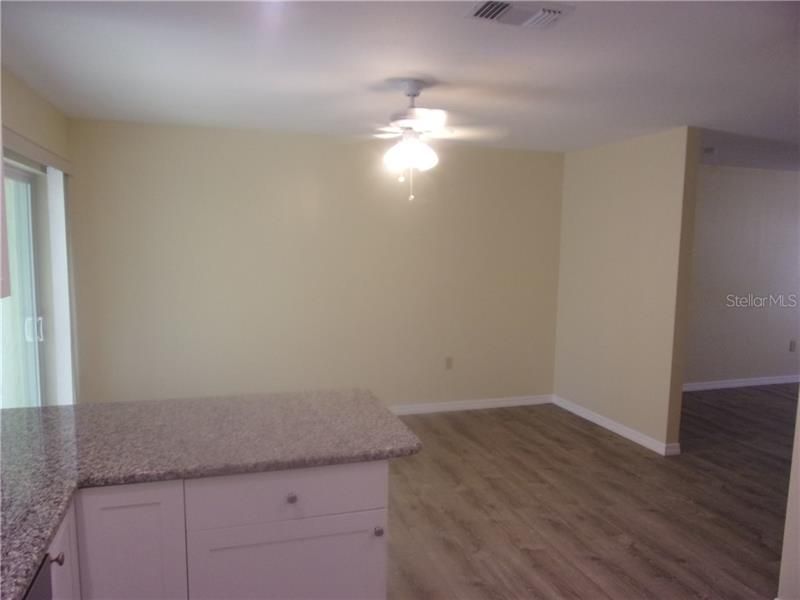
[396,169,415,201]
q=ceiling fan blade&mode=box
[413,108,448,131]
[374,132,402,139]
[390,108,448,133]
[427,125,506,141]
[377,125,402,134]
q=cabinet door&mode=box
[187,509,387,600]
[76,480,187,600]
[48,501,82,600]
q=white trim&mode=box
[683,374,800,392]
[552,395,680,457]
[390,394,552,416]
[3,127,72,174]
[390,393,680,457]
[46,167,75,406]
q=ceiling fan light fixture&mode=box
[383,132,439,173]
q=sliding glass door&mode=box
[1,162,74,408]
[1,168,42,407]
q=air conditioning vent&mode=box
[472,2,511,20]
[469,2,574,29]
[527,7,563,27]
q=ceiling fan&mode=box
[374,78,501,145]
[374,78,463,200]
[375,80,447,130]
[374,78,501,200]
[374,79,444,193]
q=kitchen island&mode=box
[1,389,421,600]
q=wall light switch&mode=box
[790,340,796,353]
[445,356,454,370]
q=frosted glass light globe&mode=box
[383,134,439,173]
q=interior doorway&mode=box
[679,131,800,596]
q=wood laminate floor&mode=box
[388,384,798,600]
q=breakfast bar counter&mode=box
[1,389,421,600]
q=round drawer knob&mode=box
[50,552,65,566]
[373,526,384,537]
[287,492,298,504]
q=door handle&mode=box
[36,316,44,342]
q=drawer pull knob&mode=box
[287,492,298,504]
[51,552,65,566]
[374,526,384,537]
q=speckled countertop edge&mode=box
[1,485,76,600]
[1,390,421,600]
[76,447,420,488]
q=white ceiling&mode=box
[2,1,798,151]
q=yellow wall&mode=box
[67,120,563,405]
[1,68,70,160]
[554,127,697,445]
[686,165,800,383]
[3,70,704,447]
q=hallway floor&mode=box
[389,384,797,599]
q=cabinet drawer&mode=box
[187,509,387,600]
[185,460,388,530]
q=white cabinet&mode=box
[48,501,82,600]
[187,509,387,600]
[185,461,389,600]
[76,480,187,600]
[72,462,389,600]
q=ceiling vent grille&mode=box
[469,2,574,29]
[472,2,511,20]
[527,7,563,27]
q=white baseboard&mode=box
[552,395,680,457]
[391,393,680,457]
[390,394,552,416]
[683,374,800,392]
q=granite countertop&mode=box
[0,389,421,600]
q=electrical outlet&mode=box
[445,356,454,370]
[790,340,796,353]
